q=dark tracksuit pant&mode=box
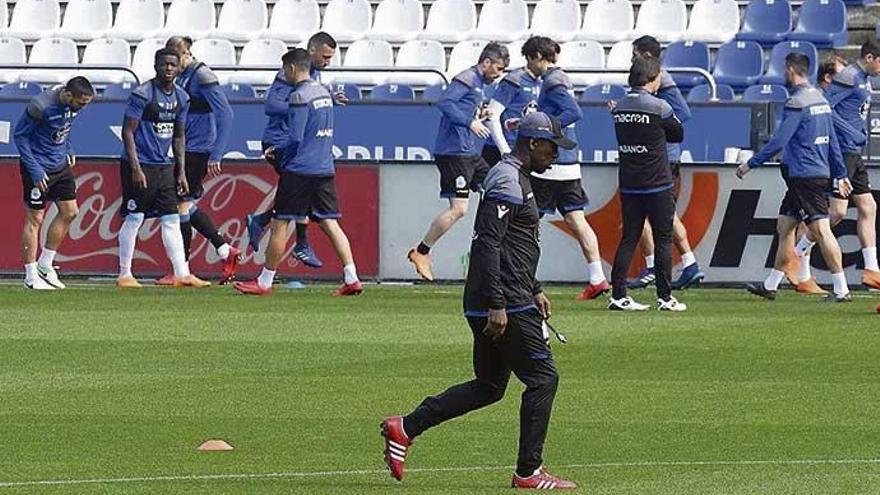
[612,188,676,301]
[403,309,559,476]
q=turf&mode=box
[1,283,879,494]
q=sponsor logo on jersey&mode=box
[614,113,651,124]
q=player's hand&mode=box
[208,160,222,178]
[67,155,76,168]
[607,100,618,113]
[535,292,551,319]
[131,167,148,189]
[36,175,49,193]
[177,173,189,196]
[263,146,276,162]
[483,309,508,341]
[470,119,491,139]
[504,118,521,131]
[835,177,853,198]
[735,163,751,180]
[334,92,349,106]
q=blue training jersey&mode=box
[748,83,846,180]
[13,88,79,181]
[176,60,233,162]
[122,80,190,166]
[263,70,296,147]
[537,67,582,165]
[825,61,872,154]
[657,70,692,162]
[277,79,335,176]
[434,66,486,156]
[491,67,541,147]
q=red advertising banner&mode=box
[0,159,379,278]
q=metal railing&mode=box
[565,66,719,101]
[0,64,140,85]
[210,65,450,86]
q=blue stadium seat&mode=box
[760,41,817,85]
[421,83,446,102]
[102,82,134,99]
[743,83,790,128]
[331,82,362,102]
[221,83,257,99]
[580,84,627,102]
[712,41,764,89]
[687,83,736,102]
[0,81,42,97]
[787,0,847,48]
[662,41,710,89]
[736,0,792,45]
[370,83,416,101]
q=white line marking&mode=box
[1,458,879,488]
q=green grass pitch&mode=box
[1,283,880,494]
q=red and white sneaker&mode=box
[334,280,363,296]
[219,246,241,285]
[512,466,577,490]
[576,280,611,301]
[154,273,175,286]
[380,416,411,481]
[233,279,272,296]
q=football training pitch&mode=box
[1,284,879,494]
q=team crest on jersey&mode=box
[522,101,538,117]
[51,122,72,144]
[127,199,137,211]
[861,100,871,121]
[455,176,467,190]
[30,187,41,200]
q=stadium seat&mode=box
[633,0,687,43]
[606,40,633,69]
[662,41,710,89]
[213,0,268,42]
[322,0,372,43]
[530,0,581,42]
[330,82,362,101]
[55,0,112,41]
[370,0,424,43]
[6,0,61,41]
[421,83,446,101]
[131,38,165,82]
[736,0,792,45]
[78,38,133,84]
[743,83,789,128]
[788,0,847,48]
[370,83,416,100]
[687,83,736,101]
[0,81,42,97]
[420,0,477,43]
[227,38,287,86]
[191,38,237,83]
[474,0,529,42]
[579,0,633,43]
[221,82,257,99]
[335,39,393,85]
[712,40,764,89]
[447,39,488,77]
[394,40,446,86]
[19,37,77,84]
[683,0,740,44]
[559,40,605,87]
[0,1,7,33]
[102,81,134,99]
[263,0,320,43]
[160,0,216,39]
[760,40,817,85]
[506,39,527,69]
[0,37,26,83]
[107,0,164,42]
[580,83,627,102]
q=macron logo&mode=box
[497,205,510,219]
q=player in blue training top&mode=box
[164,36,239,285]
[738,53,854,303]
[406,42,509,282]
[14,76,95,290]
[117,48,210,290]
[234,48,363,297]
[627,36,705,292]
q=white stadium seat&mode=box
[191,38,236,82]
[633,0,688,43]
[420,0,476,43]
[322,0,373,43]
[19,37,77,84]
[107,0,164,42]
[263,0,319,43]
[6,0,61,41]
[579,0,633,43]
[530,0,582,42]
[447,39,487,77]
[56,0,112,41]
[131,37,165,82]
[160,0,216,39]
[606,40,633,69]
[474,0,529,43]
[370,0,424,43]
[394,39,446,85]
[683,0,740,43]
[0,37,26,83]
[335,39,392,85]
[559,40,605,87]
[506,39,527,68]
[227,38,287,85]
[0,0,9,32]
[78,38,133,84]
[214,0,267,42]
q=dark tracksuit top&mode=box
[657,70,691,163]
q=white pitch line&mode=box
[1,458,880,489]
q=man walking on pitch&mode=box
[382,112,577,490]
[15,76,94,290]
[740,53,853,302]
[234,49,362,296]
[117,48,210,289]
[407,43,509,281]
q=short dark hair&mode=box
[65,76,94,97]
[861,39,880,59]
[282,48,311,71]
[154,47,180,66]
[308,31,337,50]
[628,56,661,88]
[165,36,193,51]
[632,35,662,59]
[785,52,810,77]
[478,42,509,65]
[521,36,560,63]
[818,59,839,83]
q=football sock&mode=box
[257,268,276,289]
[588,260,605,284]
[795,236,815,257]
[798,255,812,283]
[417,242,431,255]
[343,264,359,284]
[160,214,190,279]
[24,262,38,282]
[179,212,193,261]
[764,269,784,291]
[119,213,144,278]
[295,222,309,246]
[645,255,655,270]
[217,243,232,260]
[38,248,56,269]
[862,247,879,272]
[831,271,849,296]
[190,207,226,250]
[680,251,696,269]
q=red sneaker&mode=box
[380,416,411,481]
[154,273,175,286]
[233,279,272,296]
[512,466,577,490]
[334,281,363,296]
[219,247,241,285]
[576,280,611,301]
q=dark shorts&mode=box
[531,176,589,216]
[20,163,76,210]
[436,154,490,199]
[780,176,831,224]
[832,152,872,199]
[180,151,208,201]
[120,160,178,218]
[274,172,340,221]
[481,144,503,168]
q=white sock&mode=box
[24,262,38,281]
[118,213,144,278]
[258,267,276,289]
[795,236,815,257]
[798,255,812,283]
[37,248,56,269]
[217,243,231,260]
[764,269,785,291]
[645,255,655,269]
[587,260,605,284]
[831,271,849,296]
[160,214,190,279]
[343,263,359,284]
[680,251,696,269]
[862,247,879,272]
